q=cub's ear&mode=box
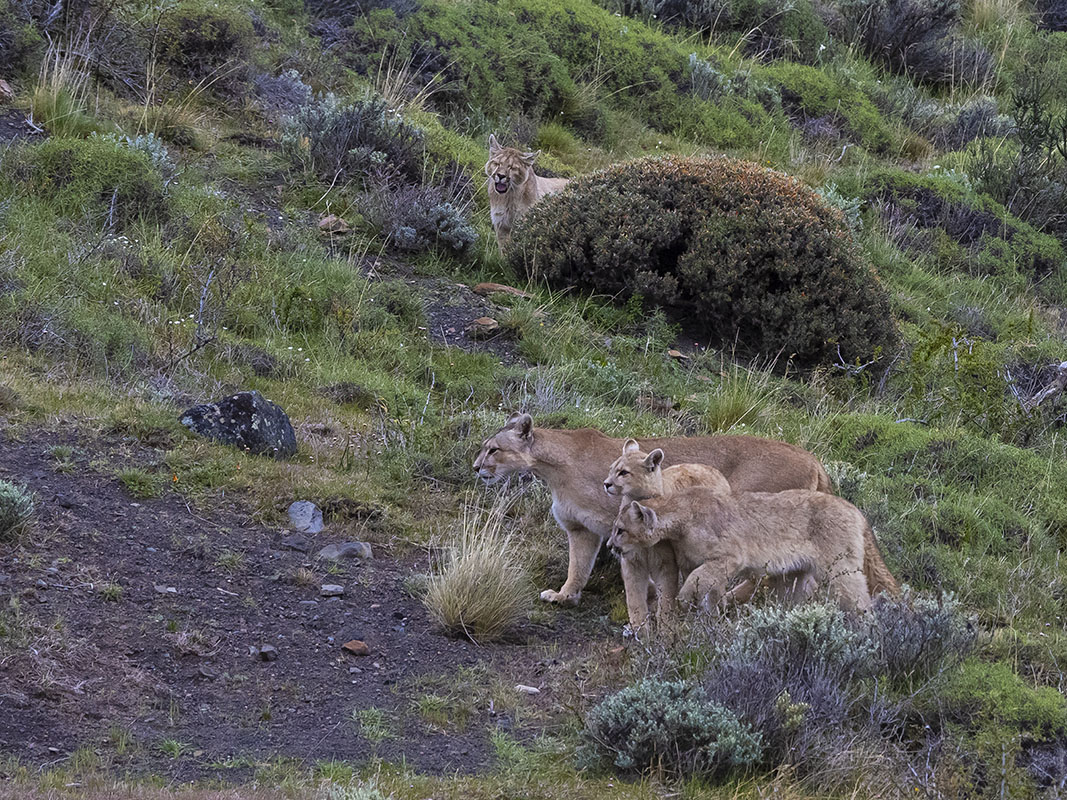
[622,438,640,455]
[521,149,541,165]
[644,449,664,470]
[507,412,534,440]
[630,500,657,528]
[488,133,501,153]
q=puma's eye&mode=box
[487,447,499,455]
[617,470,629,477]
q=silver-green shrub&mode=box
[0,480,34,540]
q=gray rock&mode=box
[257,644,278,662]
[179,391,297,459]
[320,584,345,597]
[280,534,310,553]
[288,501,324,534]
[316,541,373,561]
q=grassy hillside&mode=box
[3,0,1067,796]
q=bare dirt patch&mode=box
[0,427,611,781]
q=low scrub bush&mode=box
[616,0,829,62]
[0,480,34,540]
[423,495,530,642]
[845,0,994,88]
[283,94,424,185]
[870,589,975,682]
[510,156,897,367]
[358,171,478,255]
[866,169,1066,292]
[20,135,167,227]
[580,678,762,777]
[156,0,255,94]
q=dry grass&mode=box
[30,35,100,138]
[423,492,530,642]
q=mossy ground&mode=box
[2,0,1067,796]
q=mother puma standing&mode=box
[473,413,834,607]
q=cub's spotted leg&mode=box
[540,524,601,606]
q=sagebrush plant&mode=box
[423,493,530,642]
[511,156,897,367]
[579,678,762,777]
[0,480,35,540]
[282,94,425,184]
[870,588,976,683]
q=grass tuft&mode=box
[423,493,530,643]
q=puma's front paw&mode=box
[539,588,580,606]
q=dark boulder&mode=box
[179,391,297,459]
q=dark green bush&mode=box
[615,0,829,62]
[510,156,897,367]
[282,95,425,184]
[156,0,255,92]
[866,170,1067,293]
[580,678,762,777]
[22,136,167,227]
[845,0,994,88]
[0,0,43,75]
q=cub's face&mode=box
[485,135,537,196]
[607,503,658,559]
[473,414,536,484]
[603,441,663,497]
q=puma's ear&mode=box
[623,438,640,455]
[508,412,533,440]
[630,501,657,528]
[488,133,501,153]
[521,149,540,165]
[644,449,664,471]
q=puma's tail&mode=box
[862,524,900,598]
[815,463,834,494]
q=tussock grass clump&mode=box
[423,494,530,642]
[0,480,34,541]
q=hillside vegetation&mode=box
[3,0,1067,797]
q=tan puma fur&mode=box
[485,134,569,254]
[604,439,730,632]
[611,484,879,613]
[472,413,832,607]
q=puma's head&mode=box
[608,500,661,558]
[485,133,540,196]
[473,412,536,484]
[604,439,665,498]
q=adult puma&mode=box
[611,485,880,613]
[472,413,831,607]
[485,134,569,253]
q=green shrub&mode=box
[764,62,895,152]
[156,0,255,92]
[866,169,1067,294]
[0,480,34,540]
[580,678,762,777]
[510,156,898,367]
[0,0,43,75]
[21,136,167,227]
[282,94,425,184]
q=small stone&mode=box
[318,214,350,234]
[515,684,540,695]
[667,349,690,361]
[154,584,177,594]
[317,541,373,561]
[342,639,370,656]
[288,501,324,534]
[0,79,13,104]
[320,584,345,597]
[472,282,533,299]
[280,534,310,553]
[257,644,278,662]
[198,665,219,680]
[467,317,500,339]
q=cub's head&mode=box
[608,500,661,558]
[473,412,537,484]
[485,134,539,196]
[604,439,664,498]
